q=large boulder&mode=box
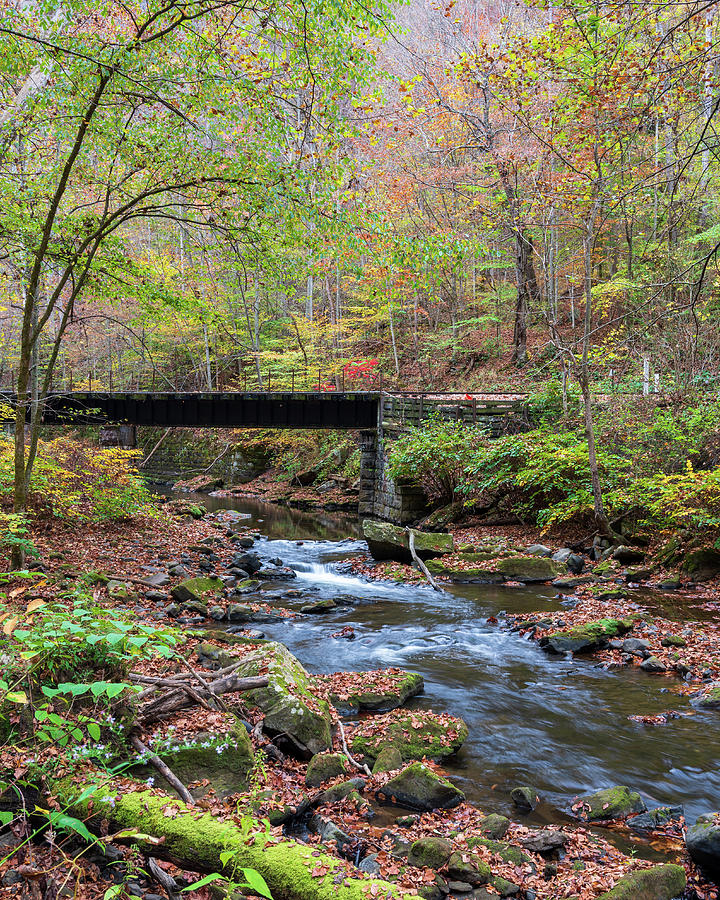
[317,669,424,713]
[496,555,559,583]
[596,865,686,900]
[141,716,253,800]
[686,812,720,874]
[573,785,646,821]
[683,547,720,581]
[540,618,633,655]
[426,553,504,583]
[377,762,464,810]
[363,520,453,563]
[350,710,467,762]
[171,576,224,604]
[231,641,332,755]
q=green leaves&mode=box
[38,809,96,843]
[41,681,131,700]
[181,867,272,899]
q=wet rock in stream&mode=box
[377,762,465,810]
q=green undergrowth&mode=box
[0,587,183,771]
[389,391,720,544]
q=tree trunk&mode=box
[511,231,538,366]
[578,225,611,537]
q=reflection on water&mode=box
[166,488,719,826]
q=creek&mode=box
[172,489,719,833]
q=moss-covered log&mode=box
[54,778,412,900]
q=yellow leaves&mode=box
[26,598,46,614]
[2,616,18,636]
[5,691,27,704]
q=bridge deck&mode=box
[1,390,526,430]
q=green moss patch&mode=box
[350,709,467,762]
[313,668,424,713]
[597,864,686,899]
[540,618,633,655]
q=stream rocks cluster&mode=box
[72,501,720,897]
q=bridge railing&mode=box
[380,394,525,434]
[0,367,528,397]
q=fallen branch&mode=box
[146,857,179,899]
[337,720,371,776]
[406,528,442,592]
[129,735,194,806]
[136,675,269,724]
[178,654,230,713]
[140,427,173,470]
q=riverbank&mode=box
[1,491,719,899]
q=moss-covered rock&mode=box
[587,585,629,602]
[372,746,403,773]
[426,554,504,583]
[697,682,720,709]
[305,752,348,787]
[378,762,465,811]
[167,499,206,519]
[141,720,253,800]
[683,548,720,581]
[510,785,538,811]
[447,851,492,886]
[686,812,720,872]
[363,520,453,562]
[496,555,559,583]
[478,814,510,839]
[300,599,337,614]
[407,836,452,868]
[596,864,686,899]
[492,876,522,897]
[660,634,686,647]
[467,837,534,869]
[321,670,424,713]
[540,618,632,654]
[350,710,467,762]
[573,786,646,821]
[316,778,366,805]
[171,576,224,604]
[230,641,332,755]
[55,778,414,900]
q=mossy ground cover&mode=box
[349,709,468,762]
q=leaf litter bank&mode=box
[0,500,718,899]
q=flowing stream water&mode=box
[172,490,719,834]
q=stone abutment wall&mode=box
[358,429,428,525]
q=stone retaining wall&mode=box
[359,429,428,524]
